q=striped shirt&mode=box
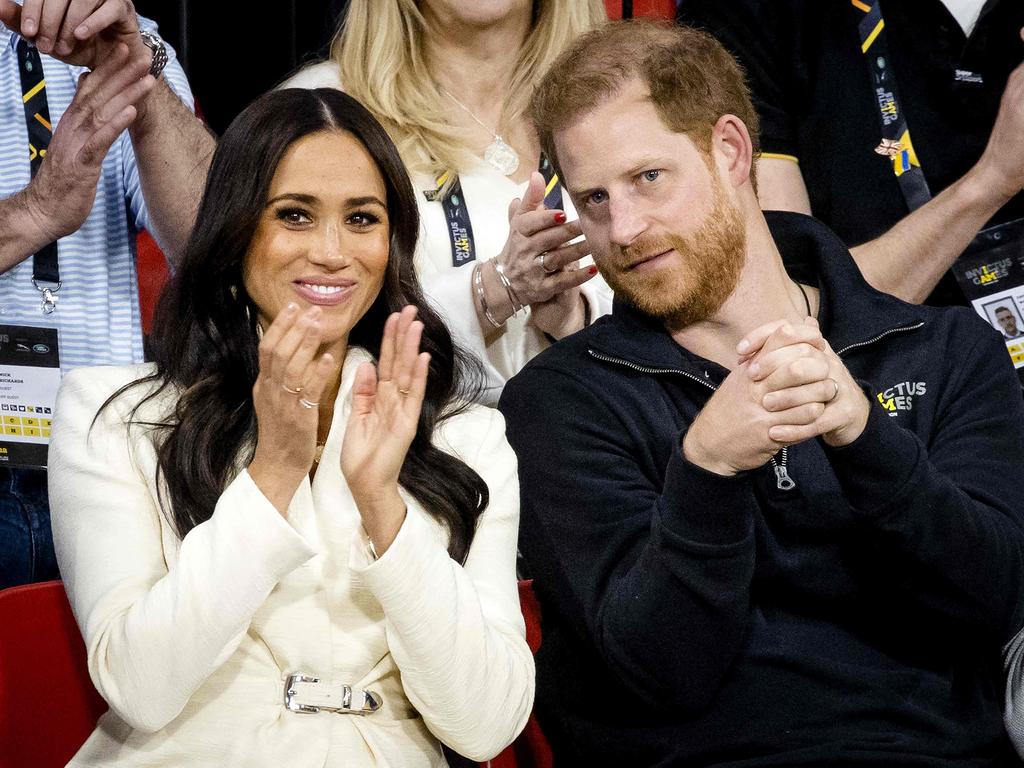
[0,17,193,372]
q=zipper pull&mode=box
[773,462,796,491]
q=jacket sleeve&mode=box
[824,317,1024,645]
[48,369,316,733]
[350,407,535,761]
[499,365,759,712]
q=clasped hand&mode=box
[683,317,870,476]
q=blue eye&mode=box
[588,190,607,206]
[642,169,661,182]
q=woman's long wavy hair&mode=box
[333,0,606,188]
[108,88,488,562]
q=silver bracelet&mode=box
[491,261,525,317]
[473,262,503,329]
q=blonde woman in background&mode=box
[284,0,609,403]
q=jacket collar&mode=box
[586,211,927,374]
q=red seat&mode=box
[137,230,170,336]
[481,580,553,768]
[604,0,677,19]
[0,579,553,768]
[0,580,107,768]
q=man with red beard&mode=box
[498,20,1024,767]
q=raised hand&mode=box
[974,28,1024,205]
[248,304,337,514]
[0,0,144,69]
[494,171,596,319]
[20,42,153,250]
[341,306,430,554]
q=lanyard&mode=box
[16,40,60,312]
[851,0,933,211]
[426,154,563,268]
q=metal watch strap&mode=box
[139,30,167,79]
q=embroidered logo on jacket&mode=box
[876,381,927,415]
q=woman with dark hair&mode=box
[47,88,533,767]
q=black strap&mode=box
[426,154,563,268]
[16,40,58,284]
[852,1,932,211]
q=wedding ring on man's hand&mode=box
[826,378,840,403]
[398,388,411,396]
[538,252,559,275]
[298,398,319,409]
[282,382,303,395]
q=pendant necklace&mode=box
[441,87,520,176]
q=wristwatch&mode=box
[139,30,167,79]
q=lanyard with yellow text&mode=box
[851,0,933,211]
[425,155,563,268]
[851,1,1024,385]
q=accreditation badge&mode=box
[0,324,60,468]
[953,218,1024,389]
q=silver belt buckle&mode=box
[283,673,383,715]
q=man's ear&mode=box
[711,114,754,189]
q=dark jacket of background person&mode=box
[679,0,1024,306]
[498,212,1024,766]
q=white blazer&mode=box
[48,346,534,767]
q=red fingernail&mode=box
[554,212,567,224]
[588,266,598,275]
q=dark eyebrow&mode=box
[266,193,317,206]
[346,195,387,208]
[265,193,387,208]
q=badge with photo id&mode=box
[0,324,60,468]
[953,219,1024,390]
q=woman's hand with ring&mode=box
[497,171,597,306]
[342,305,430,555]
[248,303,337,514]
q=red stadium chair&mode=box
[604,0,677,19]
[0,578,554,768]
[481,580,554,768]
[137,230,171,336]
[0,580,107,768]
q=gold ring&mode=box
[281,383,303,395]
[298,397,319,409]
[398,388,411,396]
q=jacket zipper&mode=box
[835,323,924,356]
[588,321,925,493]
[588,350,797,490]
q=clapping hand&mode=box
[342,306,430,554]
[0,0,143,69]
[248,303,337,514]
[498,172,597,335]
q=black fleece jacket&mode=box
[498,212,1024,767]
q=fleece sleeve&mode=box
[825,316,1024,645]
[500,365,759,712]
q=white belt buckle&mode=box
[283,673,383,715]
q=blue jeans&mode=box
[0,467,59,589]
